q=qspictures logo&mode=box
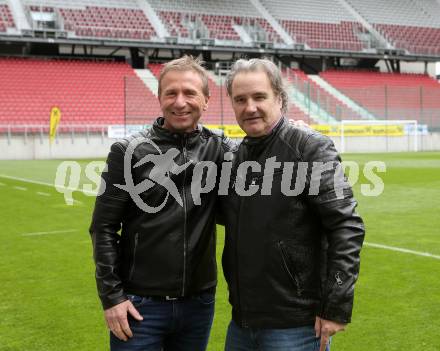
[54,137,386,211]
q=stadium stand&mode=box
[0,58,161,125]
[1,57,437,129]
[259,0,368,51]
[0,0,438,57]
[5,0,439,56]
[148,0,282,43]
[320,70,440,127]
[25,0,156,39]
[347,0,440,55]
[0,2,15,32]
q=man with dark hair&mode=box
[90,56,233,351]
[220,58,365,351]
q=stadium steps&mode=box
[247,0,293,45]
[289,69,362,121]
[336,0,392,49]
[287,86,338,124]
[232,24,252,43]
[138,0,169,38]
[7,0,29,31]
[134,68,159,96]
[308,75,377,120]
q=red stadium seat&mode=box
[0,4,15,31]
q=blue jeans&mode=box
[110,291,215,351]
[225,320,331,351]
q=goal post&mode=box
[339,119,418,153]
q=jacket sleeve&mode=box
[216,135,238,226]
[89,141,130,310]
[302,133,365,324]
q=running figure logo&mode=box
[115,137,191,213]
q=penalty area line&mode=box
[364,242,440,260]
[21,229,78,237]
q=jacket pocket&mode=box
[129,233,139,281]
[278,240,303,297]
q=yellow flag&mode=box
[49,107,61,143]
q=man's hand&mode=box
[105,300,143,341]
[315,316,346,351]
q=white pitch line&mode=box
[36,191,51,197]
[365,242,440,260]
[21,229,78,237]
[13,186,27,191]
[0,174,97,195]
[0,174,53,187]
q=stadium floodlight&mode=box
[340,119,419,153]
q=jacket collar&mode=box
[152,117,202,142]
[241,117,285,147]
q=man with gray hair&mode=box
[219,58,365,351]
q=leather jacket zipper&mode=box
[235,146,254,328]
[181,137,188,296]
[278,241,303,296]
[236,195,247,328]
[129,232,139,281]
[335,271,343,286]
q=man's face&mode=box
[159,70,209,133]
[230,70,282,137]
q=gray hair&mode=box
[225,58,289,115]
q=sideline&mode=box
[21,229,78,236]
[364,242,440,260]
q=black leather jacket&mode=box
[90,118,233,309]
[219,118,365,329]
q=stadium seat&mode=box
[0,4,15,32]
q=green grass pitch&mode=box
[0,152,439,350]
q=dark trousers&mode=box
[110,291,215,351]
